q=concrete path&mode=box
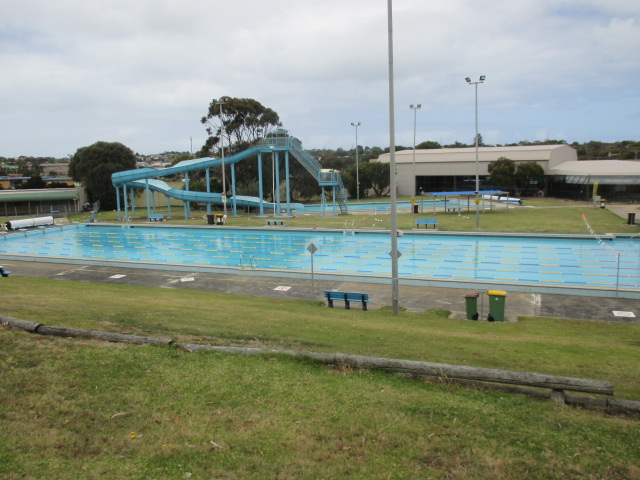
[2,259,639,324]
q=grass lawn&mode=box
[1,199,639,479]
[2,329,639,480]
[57,197,638,234]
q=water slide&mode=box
[112,145,304,213]
[130,178,304,212]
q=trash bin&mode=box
[413,204,419,214]
[486,290,507,322]
[206,213,216,225]
[464,292,479,320]
[600,198,607,209]
[215,214,224,225]
[628,212,636,225]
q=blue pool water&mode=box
[2,224,640,294]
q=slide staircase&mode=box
[287,138,348,214]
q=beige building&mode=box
[375,145,640,200]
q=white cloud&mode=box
[0,0,638,157]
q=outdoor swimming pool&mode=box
[2,224,639,297]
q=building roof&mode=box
[375,145,640,183]
[548,160,640,176]
[376,145,574,165]
[550,160,640,185]
[0,188,79,203]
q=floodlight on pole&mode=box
[351,122,361,201]
[214,97,228,215]
[410,104,421,199]
[465,76,485,229]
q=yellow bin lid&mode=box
[487,290,507,296]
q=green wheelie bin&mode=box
[486,290,507,322]
[463,292,479,320]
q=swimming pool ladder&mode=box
[343,219,355,235]
[239,254,257,270]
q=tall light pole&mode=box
[351,122,361,201]
[215,97,228,215]
[410,104,421,200]
[387,0,399,316]
[465,76,485,229]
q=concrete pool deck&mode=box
[3,202,640,323]
[2,258,639,324]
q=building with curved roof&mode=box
[375,145,640,200]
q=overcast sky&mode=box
[1,0,639,158]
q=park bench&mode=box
[415,218,438,229]
[266,219,285,226]
[324,290,370,310]
[148,214,164,222]
[0,266,12,277]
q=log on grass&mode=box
[327,353,614,396]
[36,325,173,346]
[0,315,41,332]
[607,397,640,413]
[175,345,613,396]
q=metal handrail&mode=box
[239,254,257,270]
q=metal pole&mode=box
[474,82,479,228]
[616,252,620,298]
[410,104,421,199]
[311,253,315,303]
[465,76,485,229]
[388,0,399,316]
[216,98,228,216]
[351,122,361,201]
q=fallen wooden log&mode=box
[36,325,173,346]
[0,314,41,332]
[328,353,614,395]
[2,317,622,407]
[175,344,613,397]
[607,397,640,413]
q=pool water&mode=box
[2,224,639,293]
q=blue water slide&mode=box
[112,145,269,185]
[112,136,346,216]
[129,178,304,212]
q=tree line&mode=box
[3,95,638,209]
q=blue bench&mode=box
[415,218,438,229]
[148,214,164,222]
[266,219,285,226]
[0,266,12,277]
[324,290,370,310]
